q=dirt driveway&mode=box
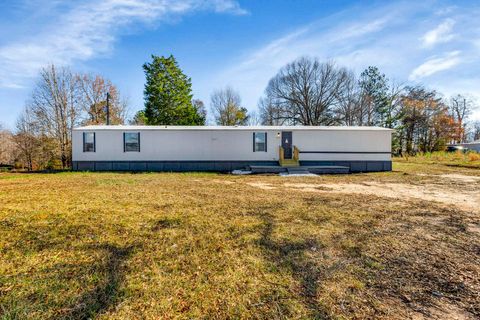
[245,173,480,213]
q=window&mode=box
[124,132,140,152]
[253,132,267,152]
[83,132,95,152]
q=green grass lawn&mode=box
[0,160,479,319]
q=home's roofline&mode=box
[73,125,393,131]
[457,141,480,145]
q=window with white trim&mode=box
[253,132,267,152]
[124,132,140,152]
[83,132,95,152]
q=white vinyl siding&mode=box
[73,127,392,162]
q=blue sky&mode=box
[1,0,479,129]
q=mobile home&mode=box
[72,125,392,173]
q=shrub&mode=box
[467,151,480,161]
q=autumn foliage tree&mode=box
[78,74,128,125]
[397,87,460,154]
[12,64,129,170]
[259,58,477,154]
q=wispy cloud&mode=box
[204,4,409,110]
[409,51,461,80]
[421,18,456,47]
[236,15,391,71]
[200,1,480,116]
[210,0,248,15]
[0,0,246,88]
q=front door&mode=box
[281,131,293,159]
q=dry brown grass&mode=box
[395,151,480,169]
[0,161,479,319]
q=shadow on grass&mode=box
[15,169,72,174]
[257,212,330,319]
[373,236,480,317]
[55,243,136,320]
[1,219,137,319]
[0,243,136,320]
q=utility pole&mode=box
[106,92,110,125]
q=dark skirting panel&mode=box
[72,160,392,173]
[300,160,391,173]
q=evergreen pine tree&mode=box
[143,55,205,125]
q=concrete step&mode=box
[249,166,287,174]
[287,166,309,171]
[307,166,350,174]
[287,167,310,174]
[248,165,350,174]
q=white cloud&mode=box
[334,16,390,41]
[235,16,391,71]
[434,6,457,16]
[0,0,246,88]
[197,2,480,115]
[209,0,248,15]
[421,18,456,47]
[238,26,311,69]
[408,51,461,80]
[202,8,404,111]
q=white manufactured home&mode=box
[72,125,392,173]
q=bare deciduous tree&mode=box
[0,124,16,166]
[8,64,129,170]
[449,94,476,143]
[29,65,81,168]
[247,110,261,126]
[210,87,249,125]
[472,121,480,141]
[335,72,360,126]
[264,57,350,125]
[258,96,286,125]
[383,81,405,129]
[13,108,38,171]
[78,74,128,125]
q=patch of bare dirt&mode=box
[439,174,480,183]
[467,223,480,235]
[212,179,235,185]
[418,173,480,183]
[247,182,479,212]
[246,182,276,190]
[411,299,476,320]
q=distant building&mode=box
[455,140,480,152]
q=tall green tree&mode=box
[143,55,204,125]
[130,110,147,125]
[358,66,389,126]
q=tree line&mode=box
[1,55,479,170]
[1,65,128,170]
[258,57,479,154]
